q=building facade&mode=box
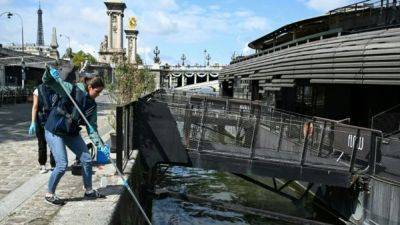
[220,1,400,224]
[220,0,400,127]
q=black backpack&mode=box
[45,85,96,137]
[37,84,58,126]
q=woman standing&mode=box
[29,84,57,173]
[42,67,108,206]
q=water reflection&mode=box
[151,166,314,225]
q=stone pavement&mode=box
[0,94,127,225]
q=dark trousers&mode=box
[36,124,56,167]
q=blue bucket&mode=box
[97,147,110,164]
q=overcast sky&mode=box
[0,0,359,65]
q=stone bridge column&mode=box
[181,75,185,87]
[119,12,124,50]
[125,30,138,64]
[103,1,126,63]
[207,73,210,82]
[194,73,197,84]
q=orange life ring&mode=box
[303,122,314,137]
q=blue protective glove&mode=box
[97,144,110,164]
[28,122,36,136]
[49,67,61,80]
[88,125,95,135]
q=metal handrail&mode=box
[328,0,399,15]
[371,103,400,136]
[117,90,383,180]
[159,92,382,172]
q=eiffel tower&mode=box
[36,1,44,46]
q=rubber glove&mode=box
[28,122,36,136]
[97,144,110,164]
[88,125,95,135]
[49,67,61,80]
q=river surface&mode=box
[148,166,330,225]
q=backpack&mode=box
[37,84,58,126]
[45,85,96,136]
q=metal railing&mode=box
[371,104,400,137]
[152,91,383,175]
[115,101,136,172]
[116,90,383,176]
[0,87,31,107]
[329,0,400,15]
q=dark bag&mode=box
[71,143,95,176]
[37,84,58,126]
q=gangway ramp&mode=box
[125,91,382,188]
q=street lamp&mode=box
[203,49,207,66]
[59,33,71,49]
[206,53,211,67]
[59,33,73,60]
[1,11,25,88]
[181,54,186,66]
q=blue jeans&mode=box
[45,129,92,194]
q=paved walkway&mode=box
[0,94,126,225]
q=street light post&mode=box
[59,33,73,61]
[1,11,25,89]
[59,33,71,49]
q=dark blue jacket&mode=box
[37,84,58,126]
[42,68,101,147]
[45,85,97,137]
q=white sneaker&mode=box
[39,165,47,174]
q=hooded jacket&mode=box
[42,68,102,147]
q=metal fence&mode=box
[116,90,383,175]
[371,104,400,137]
[115,101,136,172]
[377,136,400,179]
[152,91,383,175]
[0,87,31,107]
[329,0,400,15]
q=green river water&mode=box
[146,166,332,225]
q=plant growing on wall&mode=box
[72,50,97,69]
[106,62,155,130]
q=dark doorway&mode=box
[250,80,260,101]
[312,84,400,127]
[220,80,233,97]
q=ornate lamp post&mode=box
[153,46,160,64]
[125,16,138,65]
[206,53,211,67]
[203,49,207,66]
[181,54,186,66]
[1,11,25,88]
